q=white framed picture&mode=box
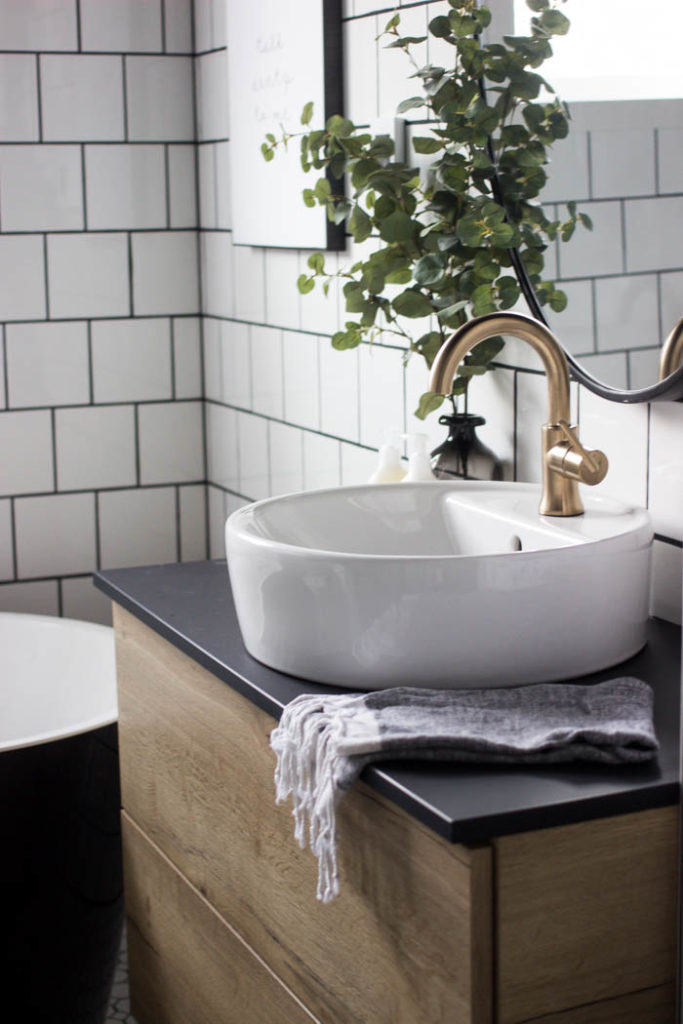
[226,0,344,250]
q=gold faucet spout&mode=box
[429,311,608,516]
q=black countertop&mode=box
[95,559,682,844]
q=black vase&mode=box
[431,412,504,481]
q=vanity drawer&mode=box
[114,606,494,1024]
[122,813,316,1024]
[494,807,678,1024]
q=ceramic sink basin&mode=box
[225,482,652,689]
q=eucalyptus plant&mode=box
[262,0,590,418]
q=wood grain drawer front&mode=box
[114,608,494,1024]
[508,984,676,1024]
[495,807,678,1024]
[122,814,319,1024]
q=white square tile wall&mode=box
[138,401,204,484]
[56,405,137,491]
[1,0,680,626]
[91,318,173,403]
[6,322,90,408]
[40,56,125,142]
[15,492,96,579]
[85,145,167,230]
[0,56,40,141]
[0,146,83,232]
[98,487,178,569]
[48,233,130,318]
[79,0,163,53]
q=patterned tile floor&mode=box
[106,933,137,1024]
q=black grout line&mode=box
[50,407,58,490]
[94,490,102,569]
[0,48,195,57]
[164,144,172,227]
[654,128,660,196]
[35,55,43,142]
[169,318,177,400]
[0,138,197,146]
[80,144,88,229]
[160,0,167,54]
[122,55,129,142]
[7,480,207,502]
[56,577,63,616]
[86,320,94,403]
[1,325,9,408]
[133,404,141,487]
[620,199,627,274]
[75,0,82,52]
[174,485,182,561]
[654,533,683,549]
[1,396,203,414]
[127,232,134,316]
[42,234,50,319]
[9,497,17,580]
[0,227,202,236]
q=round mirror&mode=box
[501,0,683,400]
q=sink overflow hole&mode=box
[510,535,523,552]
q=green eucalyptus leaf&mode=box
[332,329,362,350]
[261,143,274,162]
[326,114,354,137]
[378,209,415,242]
[412,135,444,154]
[540,8,570,35]
[436,299,469,324]
[385,268,412,285]
[302,188,316,208]
[396,96,427,114]
[415,391,445,420]
[526,0,549,9]
[579,212,593,230]
[392,289,433,318]
[386,35,428,47]
[297,274,315,295]
[466,336,505,365]
[301,101,314,126]
[449,12,478,37]
[429,15,452,38]
[307,252,325,273]
[549,287,568,312]
[349,205,373,243]
[415,331,444,368]
[414,253,447,286]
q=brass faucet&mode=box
[429,311,608,516]
[659,317,683,380]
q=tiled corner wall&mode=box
[541,100,683,391]
[200,0,682,624]
[0,0,206,623]
[0,0,679,627]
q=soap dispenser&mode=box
[402,433,435,482]
[369,431,406,483]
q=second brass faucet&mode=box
[429,311,608,516]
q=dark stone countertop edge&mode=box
[95,566,682,845]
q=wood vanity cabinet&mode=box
[113,606,678,1024]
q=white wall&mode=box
[200,0,682,624]
[0,0,206,623]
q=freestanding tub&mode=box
[0,612,123,1024]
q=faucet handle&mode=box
[547,421,609,487]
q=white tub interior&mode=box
[0,612,118,752]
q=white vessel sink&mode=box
[226,482,652,689]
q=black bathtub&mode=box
[1,612,124,1023]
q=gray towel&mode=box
[270,678,658,902]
